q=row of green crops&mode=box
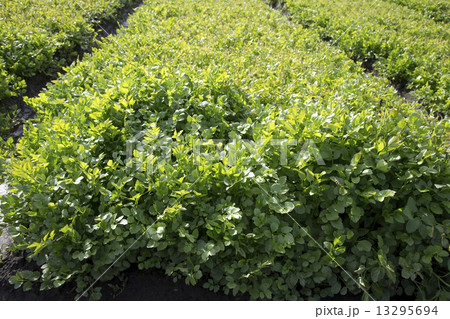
[1,0,449,300]
[0,0,138,102]
[383,0,449,23]
[282,0,450,115]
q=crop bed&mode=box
[0,0,141,135]
[383,0,449,23]
[282,0,450,115]
[0,0,449,301]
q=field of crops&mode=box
[0,0,139,135]
[384,0,449,23]
[283,0,450,115]
[0,0,449,301]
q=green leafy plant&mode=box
[283,0,450,114]
[384,0,449,23]
[1,0,449,301]
[0,0,141,130]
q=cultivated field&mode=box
[0,0,449,301]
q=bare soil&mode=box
[0,251,245,301]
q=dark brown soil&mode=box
[0,251,246,301]
[2,73,54,140]
[101,265,245,301]
[0,253,77,301]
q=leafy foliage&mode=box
[0,0,138,102]
[1,0,449,301]
[284,0,450,114]
[384,0,449,23]
[0,137,14,183]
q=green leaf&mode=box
[287,231,296,242]
[53,279,66,288]
[23,281,33,291]
[350,152,362,167]
[356,240,372,252]
[376,159,389,172]
[281,226,292,233]
[374,189,396,202]
[371,267,382,282]
[20,270,40,281]
[430,203,442,215]
[282,202,295,214]
[404,197,417,219]
[270,221,279,232]
[326,210,339,221]
[376,138,386,153]
[74,176,84,185]
[60,225,71,233]
[350,206,364,223]
[406,219,420,233]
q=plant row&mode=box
[283,0,450,114]
[1,0,449,300]
[383,0,449,23]
[0,0,137,102]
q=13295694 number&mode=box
[376,306,438,316]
